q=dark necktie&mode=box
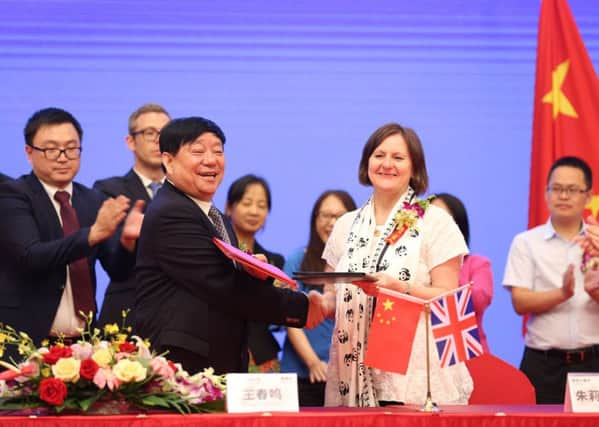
[208,205,231,244]
[148,181,162,198]
[54,191,95,318]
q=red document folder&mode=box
[212,237,297,289]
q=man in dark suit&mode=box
[135,116,325,375]
[93,103,170,329]
[0,108,143,357]
[0,172,11,182]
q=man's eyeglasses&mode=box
[28,144,82,160]
[317,211,345,222]
[546,185,589,197]
[131,128,160,143]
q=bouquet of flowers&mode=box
[0,314,226,414]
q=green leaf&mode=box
[0,400,38,410]
[195,399,226,413]
[140,395,169,407]
[78,391,104,411]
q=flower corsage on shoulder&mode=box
[385,196,433,245]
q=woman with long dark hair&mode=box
[281,190,357,406]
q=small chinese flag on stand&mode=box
[364,289,423,374]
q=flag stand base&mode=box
[420,392,440,413]
[421,304,441,413]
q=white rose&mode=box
[92,348,113,368]
[51,357,81,383]
[112,359,146,383]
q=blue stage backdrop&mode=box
[1,0,598,368]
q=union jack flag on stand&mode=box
[430,286,483,367]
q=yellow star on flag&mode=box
[542,59,578,119]
[376,298,397,325]
[586,195,599,219]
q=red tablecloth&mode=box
[0,405,597,427]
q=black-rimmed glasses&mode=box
[546,185,589,197]
[28,144,82,160]
[131,127,160,143]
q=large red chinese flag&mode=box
[364,290,422,374]
[528,0,599,228]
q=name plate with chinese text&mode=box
[226,373,299,413]
[564,372,599,412]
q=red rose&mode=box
[118,342,136,353]
[38,378,67,406]
[61,346,73,358]
[79,358,99,380]
[43,345,73,365]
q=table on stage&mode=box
[0,405,597,427]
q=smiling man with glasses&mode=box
[0,107,144,361]
[503,156,599,404]
[92,103,170,330]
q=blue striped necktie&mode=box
[208,205,231,244]
[148,181,162,198]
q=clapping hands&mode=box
[89,195,132,246]
[584,266,599,294]
[574,216,599,257]
[120,200,145,251]
[561,264,575,299]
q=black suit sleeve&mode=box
[0,185,95,273]
[143,201,308,327]
[92,180,118,197]
[96,233,136,281]
[93,179,120,198]
[91,177,139,281]
[94,172,150,204]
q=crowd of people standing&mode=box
[2,104,599,407]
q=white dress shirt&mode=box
[38,179,85,337]
[503,220,599,350]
